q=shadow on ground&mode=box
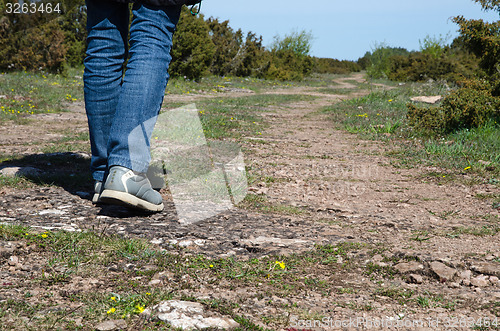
[0,151,93,196]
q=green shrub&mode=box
[364,44,410,79]
[419,33,451,59]
[0,0,68,73]
[229,32,267,78]
[453,16,500,94]
[170,8,215,81]
[258,29,315,81]
[407,1,500,135]
[264,49,314,81]
[313,57,361,74]
[269,29,313,58]
[407,103,446,133]
[388,53,462,82]
[207,18,243,76]
[408,79,500,133]
[59,2,87,67]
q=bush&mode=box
[407,79,500,133]
[207,18,243,76]
[363,44,410,79]
[269,29,313,58]
[264,50,314,81]
[228,32,267,78]
[59,2,87,67]
[313,58,361,74]
[259,29,315,81]
[169,7,215,81]
[453,16,500,94]
[419,33,450,59]
[0,0,68,73]
[388,53,463,82]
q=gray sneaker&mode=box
[92,181,103,204]
[100,166,164,212]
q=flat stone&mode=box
[430,261,457,282]
[394,261,424,274]
[471,262,500,277]
[409,274,423,284]
[240,236,310,248]
[151,300,239,330]
[0,166,42,177]
[38,209,67,216]
[490,276,500,286]
[8,256,19,266]
[471,275,490,287]
[410,95,443,104]
[458,270,472,281]
[95,319,127,331]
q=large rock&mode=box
[429,261,457,282]
[95,319,127,331]
[147,300,239,330]
[471,262,500,278]
[471,275,490,287]
[0,166,41,177]
[410,95,443,104]
[458,270,472,286]
[409,274,423,284]
[394,261,424,274]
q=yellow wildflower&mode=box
[275,261,285,269]
[107,308,116,314]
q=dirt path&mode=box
[0,73,499,329]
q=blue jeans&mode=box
[84,0,181,182]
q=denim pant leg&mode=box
[107,3,181,174]
[84,0,129,182]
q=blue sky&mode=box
[200,0,499,60]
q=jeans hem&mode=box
[108,156,149,174]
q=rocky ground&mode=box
[0,74,499,330]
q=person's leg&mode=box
[106,3,182,173]
[83,0,130,182]
[100,3,182,212]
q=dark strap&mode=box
[107,0,201,6]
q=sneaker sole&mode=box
[92,193,100,204]
[100,189,164,212]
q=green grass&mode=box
[166,75,297,95]
[0,223,371,329]
[323,79,500,186]
[0,152,93,191]
[196,94,317,139]
[239,193,308,215]
[0,68,84,122]
[323,81,449,139]
[0,175,34,189]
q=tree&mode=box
[170,7,215,81]
[207,18,243,76]
[473,0,500,11]
[453,0,500,93]
[269,29,313,57]
[419,33,451,59]
[0,0,69,73]
[364,43,410,79]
